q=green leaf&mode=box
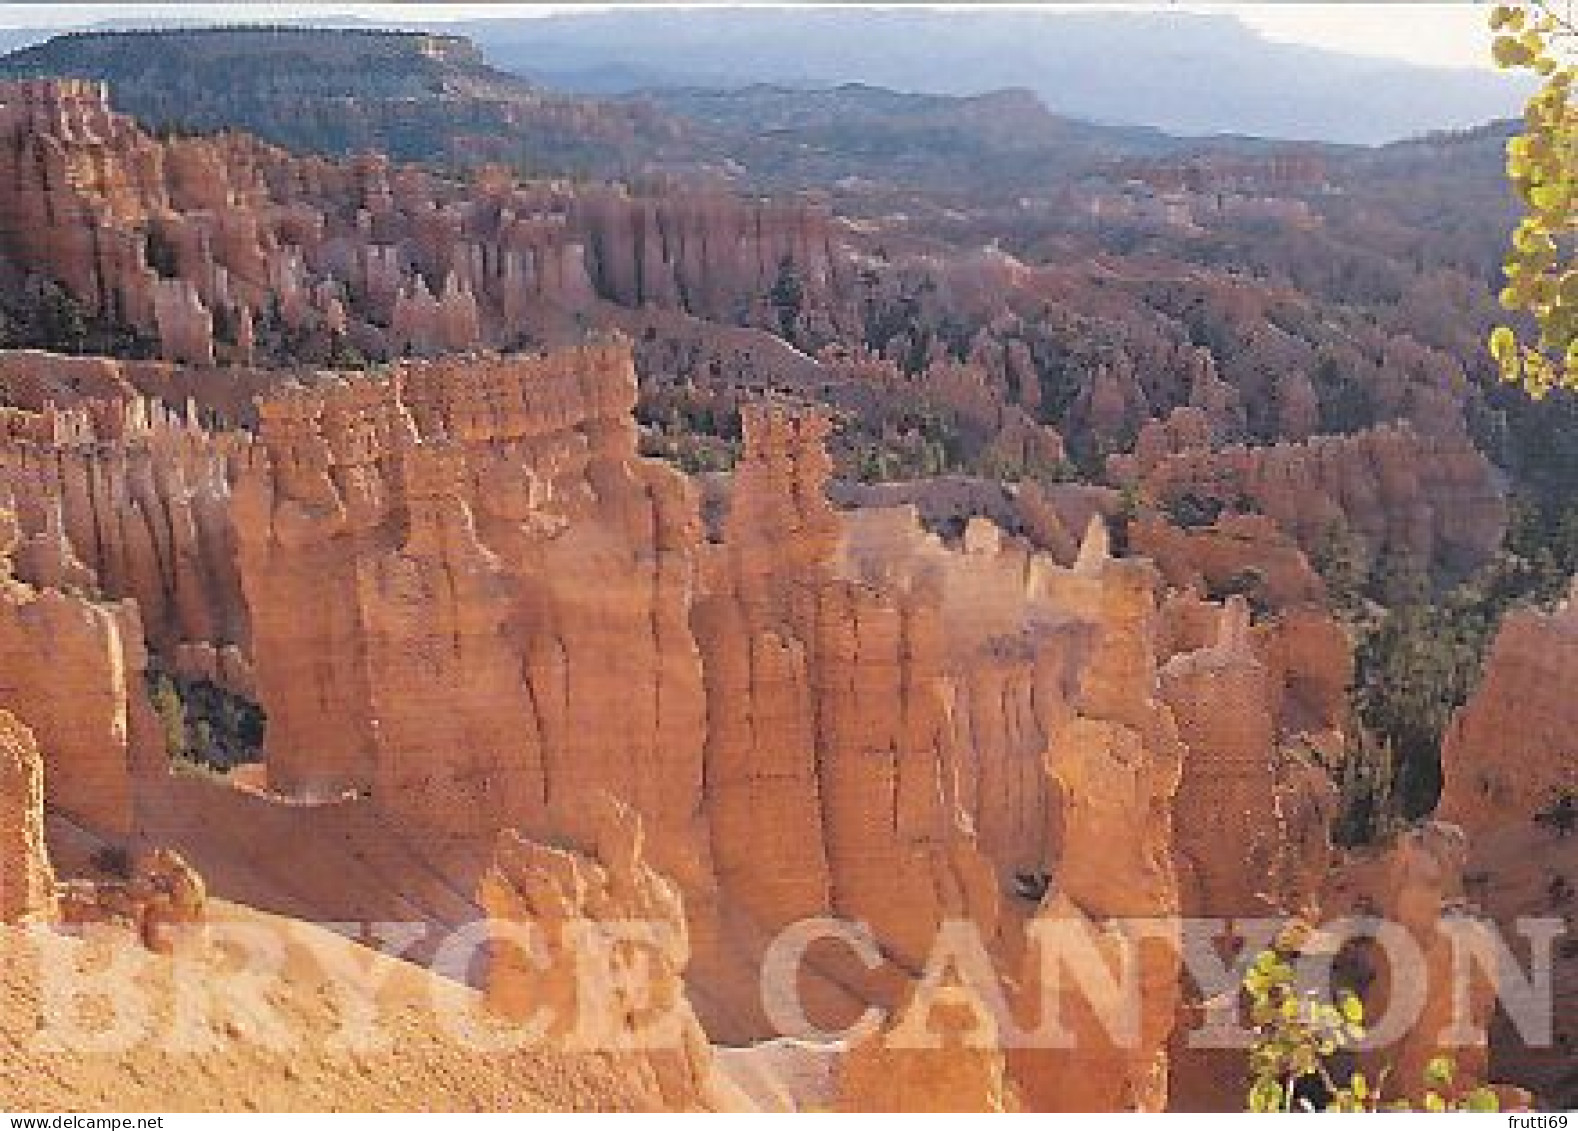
[1248,1079,1283,1113]
[1424,1055,1455,1088]
[1466,1088,1500,1113]
[1530,184,1567,212]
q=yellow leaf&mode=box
[1494,35,1532,68]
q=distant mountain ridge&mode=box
[0,9,1535,145]
[0,27,1224,194]
[1,26,511,101]
[636,82,1202,196]
[0,24,1515,200]
[449,8,1534,145]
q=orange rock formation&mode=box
[213,340,1409,1106]
[58,846,207,954]
[834,982,1018,1112]
[1436,580,1578,1106]
[231,342,707,847]
[577,186,838,321]
[1321,822,1497,1105]
[1133,510,1327,611]
[0,323,1513,1110]
[479,795,732,1111]
[1163,598,1291,917]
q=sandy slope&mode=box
[0,902,678,1113]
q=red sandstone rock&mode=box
[1161,598,1283,917]
[0,74,1525,1117]
[695,403,1004,1028]
[227,345,1220,1088]
[0,327,1471,1110]
[0,707,56,923]
[0,351,137,408]
[575,186,838,324]
[234,342,709,876]
[153,278,216,366]
[1434,580,1578,1105]
[1321,822,1495,1104]
[1134,510,1327,610]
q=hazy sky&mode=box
[0,2,1505,73]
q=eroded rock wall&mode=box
[222,340,1397,1108]
[0,80,844,366]
[0,396,246,655]
[1436,580,1578,1108]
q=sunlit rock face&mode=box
[0,706,56,924]
[0,502,159,836]
[220,340,1193,1066]
[1435,581,1578,1109]
[478,795,733,1112]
